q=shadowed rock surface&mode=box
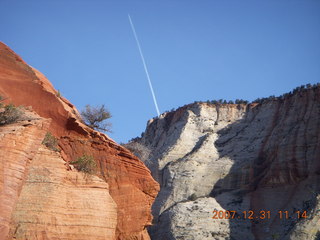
[128,88,320,240]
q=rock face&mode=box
[1,112,117,239]
[0,42,159,240]
[129,88,320,240]
[10,146,118,240]
[0,112,50,238]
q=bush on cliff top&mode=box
[81,104,112,132]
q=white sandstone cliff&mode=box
[127,87,320,240]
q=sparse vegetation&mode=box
[127,82,320,117]
[71,154,97,174]
[81,104,112,132]
[187,83,320,110]
[235,99,249,104]
[188,193,197,201]
[252,83,320,104]
[0,103,23,126]
[122,141,151,163]
[196,98,249,106]
[42,132,60,152]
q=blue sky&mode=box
[1,0,319,143]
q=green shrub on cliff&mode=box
[71,154,97,175]
[42,132,60,152]
[0,103,23,126]
[188,193,197,201]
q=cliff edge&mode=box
[0,42,159,240]
[128,88,320,240]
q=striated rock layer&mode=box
[0,112,117,239]
[0,42,159,240]
[0,112,50,238]
[9,146,118,240]
[129,88,320,240]
[0,112,117,240]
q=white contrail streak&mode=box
[128,14,161,117]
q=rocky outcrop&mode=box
[0,42,159,240]
[130,88,320,240]
[0,111,117,239]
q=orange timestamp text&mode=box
[212,210,307,220]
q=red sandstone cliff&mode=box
[1,111,118,239]
[0,42,159,240]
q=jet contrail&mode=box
[128,14,160,117]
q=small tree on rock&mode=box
[81,104,112,132]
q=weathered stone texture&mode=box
[133,89,320,240]
[8,147,117,240]
[0,116,50,239]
